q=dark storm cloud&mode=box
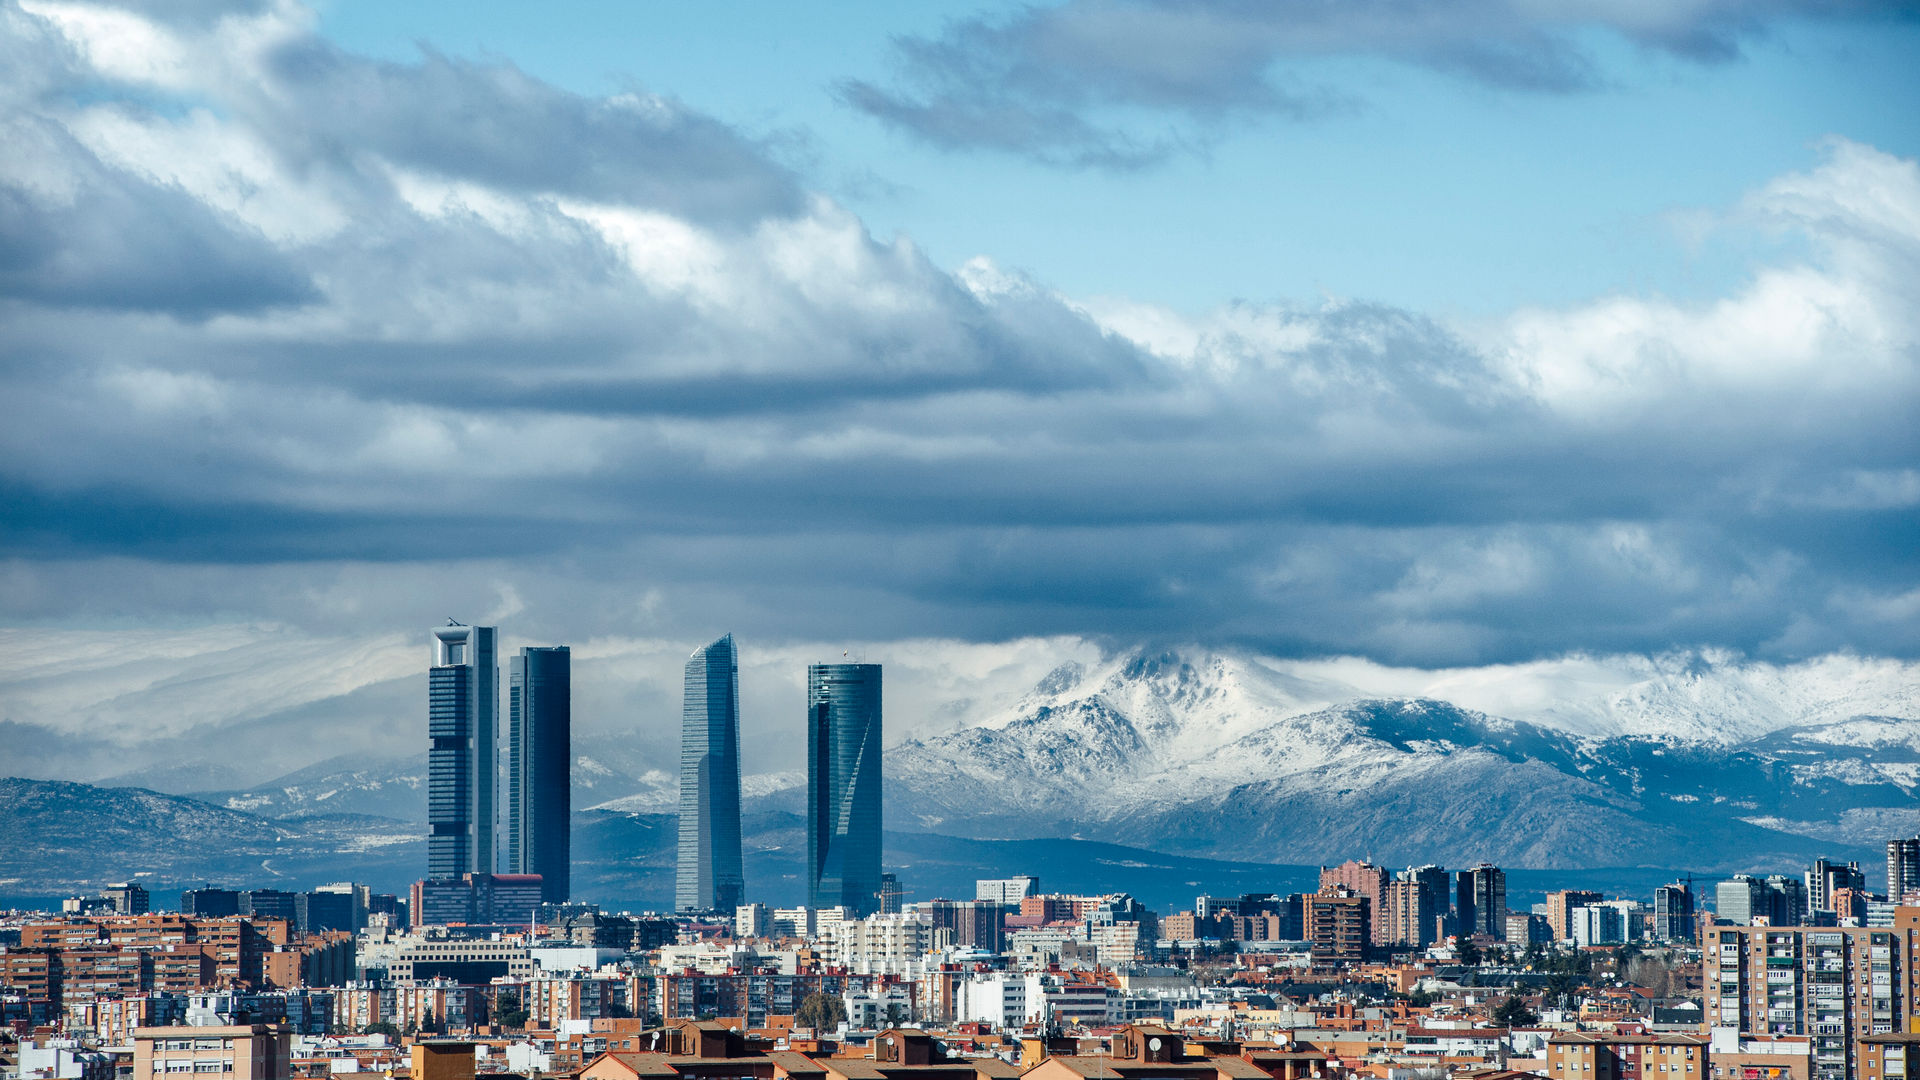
[839,0,1920,166]
[0,0,1915,668]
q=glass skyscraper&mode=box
[807,662,882,916]
[508,644,571,903]
[676,634,745,912]
[428,622,497,880]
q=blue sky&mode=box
[315,1,1920,316]
[0,0,1917,779]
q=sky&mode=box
[0,0,1917,781]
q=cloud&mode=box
[0,0,1915,714]
[838,0,1920,167]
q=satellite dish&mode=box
[1148,1039,1162,1052]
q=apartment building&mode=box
[1858,1035,1920,1080]
[1547,891,1604,942]
[1705,924,1912,1080]
[1305,889,1369,964]
[132,1025,290,1080]
[1547,1033,1705,1080]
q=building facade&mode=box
[1456,864,1507,940]
[1889,841,1920,902]
[807,662,883,916]
[428,622,497,880]
[508,644,571,903]
[677,634,746,913]
[1656,883,1696,942]
[1704,924,1912,1080]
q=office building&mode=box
[879,873,904,914]
[239,891,296,925]
[1720,875,1769,925]
[1807,859,1866,913]
[101,883,150,915]
[1891,839,1920,901]
[1654,882,1695,941]
[977,877,1041,905]
[1766,875,1809,926]
[292,891,353,934]
[180,889,240,919]
[508,644,571,903]
[428,622,498,879]
[409,874,543,929]
[676,634,746,913]
[807,662,883,916]
[913,899,1004,952]
[1456,864,1507,940]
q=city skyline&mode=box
[3,0,1918,1061]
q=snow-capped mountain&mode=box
[118,643,1920,878]
[884,647,1920,873]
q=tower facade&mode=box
[677,634,746,912]
[1454,863,1507,940]
[428,622,497,879]
[1889,838,1920,900]
[508,645,571,903]
[807,662,883,916]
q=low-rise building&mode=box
[132,1025,291,1080]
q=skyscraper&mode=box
[508,645,571,903]
[1455,863,1507,940]
[807,662,882,916]
[1653,881,1695,941]
[1806,858,1864,914]
[428,622,497,879]
[1889,838,1920,900]
[677,634,745,912]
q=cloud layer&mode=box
[0,0,1915,712]
[840,0,1920,167]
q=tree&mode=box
[1458,939,1482,966]
[794,992,847,1033]
[1492,996,1540,1029]
[1545,972,1580,1009]
[361,1022,400,1038]
[884,1003,906,1028]
[495,992,531,1030]
[1407,989,1436,1008]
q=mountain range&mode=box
[5,645,1917,904]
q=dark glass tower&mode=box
[428,622,497,879]
[677,634,746,912]
[807,662,882,916]
[508,645,571,903]
[1455,863,1507,941]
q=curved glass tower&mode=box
[508,645,571,903]
[807,662,882,916]
[676,634,745,912]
